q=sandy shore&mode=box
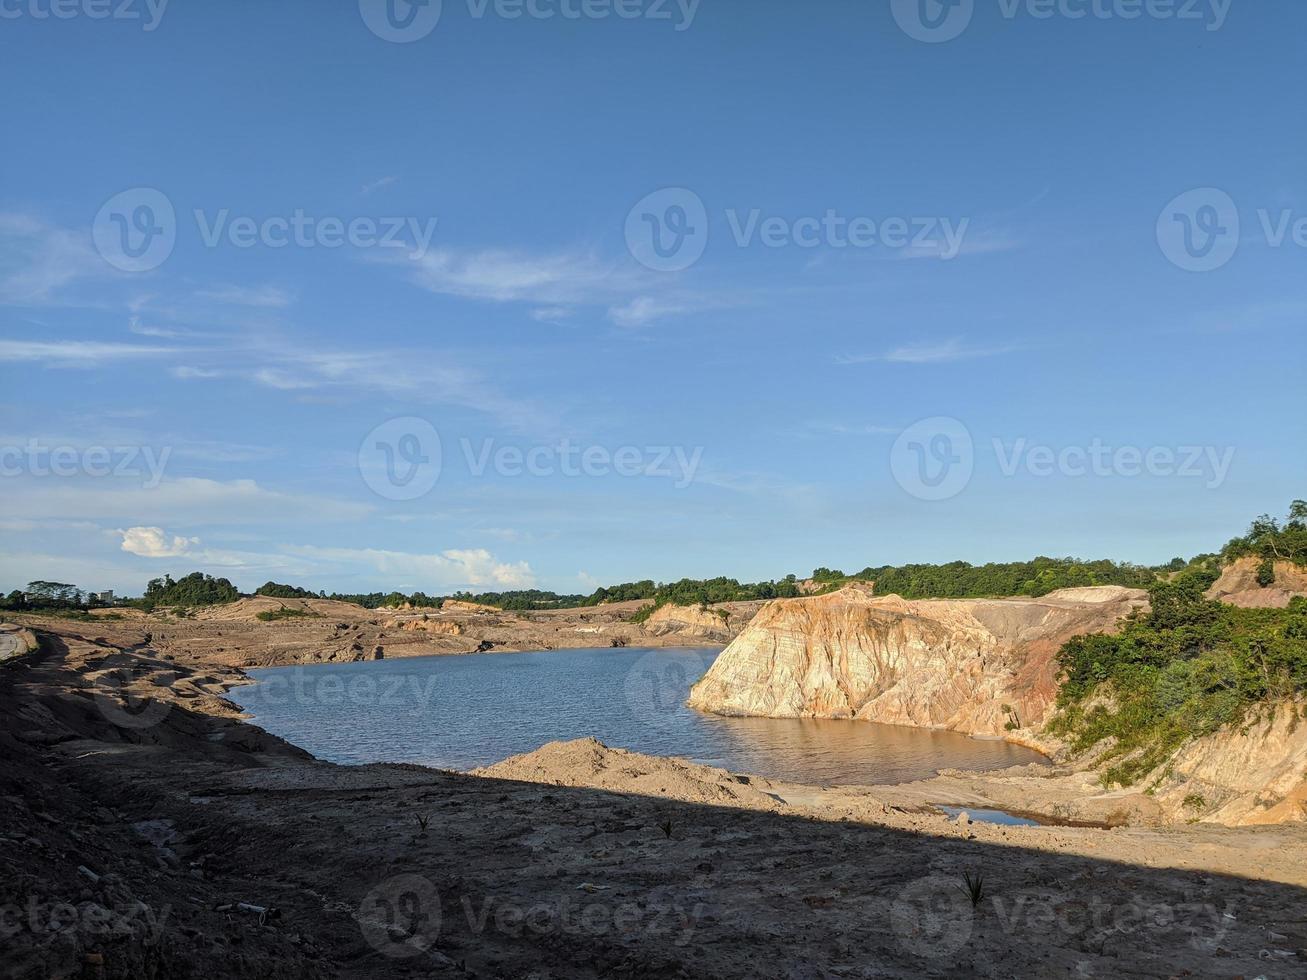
[3,622,1306,978]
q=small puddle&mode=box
[936,805,1043,827]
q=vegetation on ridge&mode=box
[1048,503,1307,788]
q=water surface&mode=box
[233,647,1046,786]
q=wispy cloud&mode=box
[194,283,295,308]
[5,477,372,525]
[608,296,697,328]
[361,175,399,196]
[837,338,1023,365]
[397,247,643,305]
[0,213,112,305]
[530,306,573,323]
[0,339,175,366]
[389,246,732,328]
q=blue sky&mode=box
[1,0,1304,597]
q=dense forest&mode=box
[821,557,1159,599]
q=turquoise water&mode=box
[232,646,1047,786]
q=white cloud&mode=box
[837,338,1022,365]
[119,526,199,558]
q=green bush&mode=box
[1048,576,1307,787]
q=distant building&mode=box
[95,590,115,604]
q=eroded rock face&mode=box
[687,585,1147,741]
[1206,556,1307,608]
[641,603,742,643]
[1153,702,1307,825]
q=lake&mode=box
[232,646,1046,786]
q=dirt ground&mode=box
[2,621,1306,978]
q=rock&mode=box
[687,585,1146,741]
[954,811,972,826]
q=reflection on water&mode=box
[233,646,1047,786]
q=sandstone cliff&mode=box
[686,585,1147,743]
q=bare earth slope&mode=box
[688,584,1147,742]
[1206,555,1307,608]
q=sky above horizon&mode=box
[1,0,1304,597]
